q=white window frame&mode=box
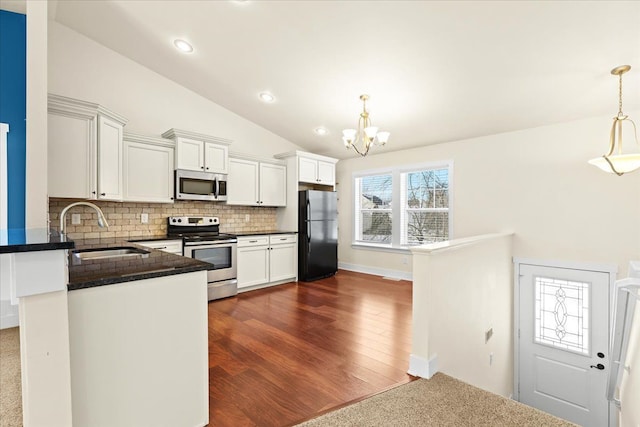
[352,160,453,252]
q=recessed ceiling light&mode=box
[314,127,329,136]
[173,39,194,53]
[259,92,275,103]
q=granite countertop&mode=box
[0,228,75,254]
[234,230,297,236]
[68,238,211,291]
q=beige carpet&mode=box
[0,327,22,427]
[296,373,577,427]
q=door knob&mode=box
[590,363,605,370]
[597,352,605,359]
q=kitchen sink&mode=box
[72,246,150,261]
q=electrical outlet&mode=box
[245,214,250,222]
[401,257,408,265]
[141,213,149,224]
[485,328,493,343]
[71,213,81,225]
[489,352,494,366]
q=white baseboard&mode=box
[338,262,412,281]
[408,353,438,379]
[0,299,19,329]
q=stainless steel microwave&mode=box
[175,169,227,202]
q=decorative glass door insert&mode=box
[534,276,590,355]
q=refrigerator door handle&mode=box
[306,200,311,254]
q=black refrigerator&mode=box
[298,190,338,281]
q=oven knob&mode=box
[209,219,213,223]
[178,219,182,223]
[171,218,176,223]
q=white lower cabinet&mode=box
[237,234,297,290]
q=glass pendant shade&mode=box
[588,154,640,174]
[377,131,390,145]
[364,126,378,139]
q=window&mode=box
[353,162,451,249]
[401,169,449,245]
[354,174,393,244]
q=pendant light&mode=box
[588,65,640,176]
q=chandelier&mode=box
[588,65,640,176]
[342,94,390,157]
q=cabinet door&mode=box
[259,163,286,207]
[227,158,259,206]
[269,243,297,282]
[204,142,228,174]
[298,157,318,184]
[97,115,123,201]
[176,137,204,171]
[316,160,335,186]
[123,141,174,203]
[48,112,97,199]
[237,246,269,288]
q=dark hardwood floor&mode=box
[207,269,414,427]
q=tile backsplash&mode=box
[49,198,278,240]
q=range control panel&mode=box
[168,216,219,226]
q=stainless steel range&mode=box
[167,216,237,301]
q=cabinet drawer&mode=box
[269,234,297,245]
[237,236,269,248]
[134,239,183,255]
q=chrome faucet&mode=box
[59,201,109,236]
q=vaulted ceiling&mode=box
[4,1,640,159]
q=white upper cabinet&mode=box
[48,94,127,201]
[259,163,286,206]
[298,156,318,184]
[316,160,336,185]
[162,129,231,174]
[227,158,259,206]
[97,115,124,200]
[123,133,175,203]
[298,156,336,186]
[227,155,286,207]
[275,151,338,187]
[175,137,204,172]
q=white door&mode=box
[518,264,611,427]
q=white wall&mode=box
[336,112,640,279]
[25,0,48,228]
[410,234,514,397]
[47,21,302,159]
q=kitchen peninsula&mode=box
[1,231,212,427]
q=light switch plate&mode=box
[71,214,81,225]
[141,213,149,224]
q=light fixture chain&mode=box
[618,72,624,116]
